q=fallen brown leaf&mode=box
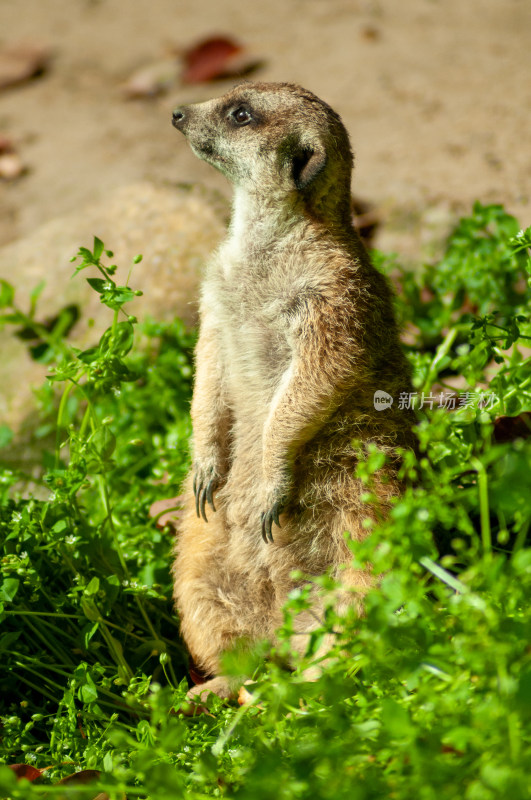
[181,36,262,84]
[238,680,263,709]
[148,495,184,530]
[121,59,180,99]
[0,152,26,180]
[360,25,381,41]
[237,685,254,705]
[0,135,15,154]
[493,412,531,443]
[420,286,435,303]
[0,41,51,91]
[8,765,125,798]
[58,770,102,785]
[8,764,45,782]
[182,36,240,83]
[440,743,465,756]
[57,770,126,800]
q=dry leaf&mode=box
[0,135,15,154]
[0,134,26,180]
[237,685,254,705]
[58,770,102,785]
[122,59,180,99]
[148,495,184,530]
[181,36,262,84]
[57,770,126,800]
[238,681,263,709]
[493,412,531,443]
[0,41,51,91]
[440,743,465,756]
[360,25,381,41]
[0,152,25,180]
[182,36,240,83]
[8,764,45,782]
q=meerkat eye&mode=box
[230,106,253,126]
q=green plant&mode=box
[0,209,530,799]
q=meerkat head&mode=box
[172,82,354,225]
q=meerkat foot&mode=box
[182,676,240,714]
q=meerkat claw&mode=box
[271,502,282,529]
[260,512,271,544]
[200,487,209,522]
[194,470,218,521]
[206,478,217,512]
[194,480,202,518]
[260,498,285,543]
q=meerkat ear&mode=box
[292,142,327,190]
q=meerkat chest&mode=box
[202,243,303,394]
[213,222,317,308]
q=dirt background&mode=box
[2,0,530,250]
[0,0,530,427]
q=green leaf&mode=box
[88,426,116,461]
[0,279,15,308]
[81,597,100,622]
[0,425,13,449]
[0,578,20,603]
[93,236,104,261]
[0,766,17,795]
[46,359,80,380]
[516,668,531,711]
[0,631,21,652]
[380,699,413,740]
[81,622,100,650]
[79,673,98,703]
[100,321,135,357]
[86,277,106,294]
[77,346,100,364]
[29,280,46,306]
[84,576,100,597]
[77,246,94,262]
[0,311,25,325]
[100,286,136,310]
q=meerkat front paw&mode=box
[193,462,221,522]
[260,483,289,543]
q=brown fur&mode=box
[170,82,416,701]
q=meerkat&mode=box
[171,82,416,702]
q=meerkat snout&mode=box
[172,107,186,128]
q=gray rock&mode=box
[0,181,227,430]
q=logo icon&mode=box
[373,390,393,411]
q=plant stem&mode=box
[55,380,75,468]
[472,457,491,559]
[423,325,463,392]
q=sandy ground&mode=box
[1,0,530,259]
